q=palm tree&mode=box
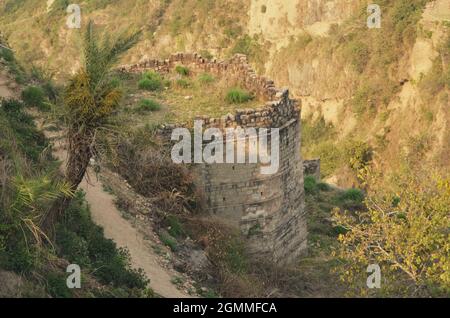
[43,21,140,229]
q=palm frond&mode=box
[83,20,141,91]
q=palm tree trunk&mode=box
[42,127,94,233]
[65,128,95,189]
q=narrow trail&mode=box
[1,73,189,298]
[81,174,189,298]
[46,130,190,298]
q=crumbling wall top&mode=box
[119,53,300,130]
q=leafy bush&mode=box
[21,86,46,109]
[317,182,331,191]
[336,188,364,205]
[0,242,38,273]
[344,140,373,172]
[225,88,253,104]
[333,170,449,296]
[136,99,161,112]
[175,65,190,76]
[144,70,161,80]
[138,78,160,91]
[138,71,163,91]
[46,273,73,298]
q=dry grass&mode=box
[116,70,262,127]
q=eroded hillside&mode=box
[1,0,449,186]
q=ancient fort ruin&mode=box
[119,53,308,264]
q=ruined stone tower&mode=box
[120,53,307,264]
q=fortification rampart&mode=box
[119,53,307,264]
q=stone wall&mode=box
[120,53,307,264]
[119,53,280,101]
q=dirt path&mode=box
[41,123,190,298]
[80,175,189,298]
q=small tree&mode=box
[43,21,140,229]
[332,168,450,296]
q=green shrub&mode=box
[225,88,253,104]
[198,72,215,84]
[138,71,163,91]
[175,65,190,76]
[317,182,331,191]
[138,78,161,91]
[0,47,14,62]
[0,241,37,273]
[1,99,48,162]
[166,215,185,238]
[56,227,91,267]
[344,140,373,172]
[336,189,365,205]
[143,71,161,80]
[136,99,161,112]
[21,86,46,109]
[57,192,149,289]
[159,232,178,251]
[0,46,26,83]
[46,273,73,298]
[304,175,319,195]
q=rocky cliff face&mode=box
[249,0,363,41]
